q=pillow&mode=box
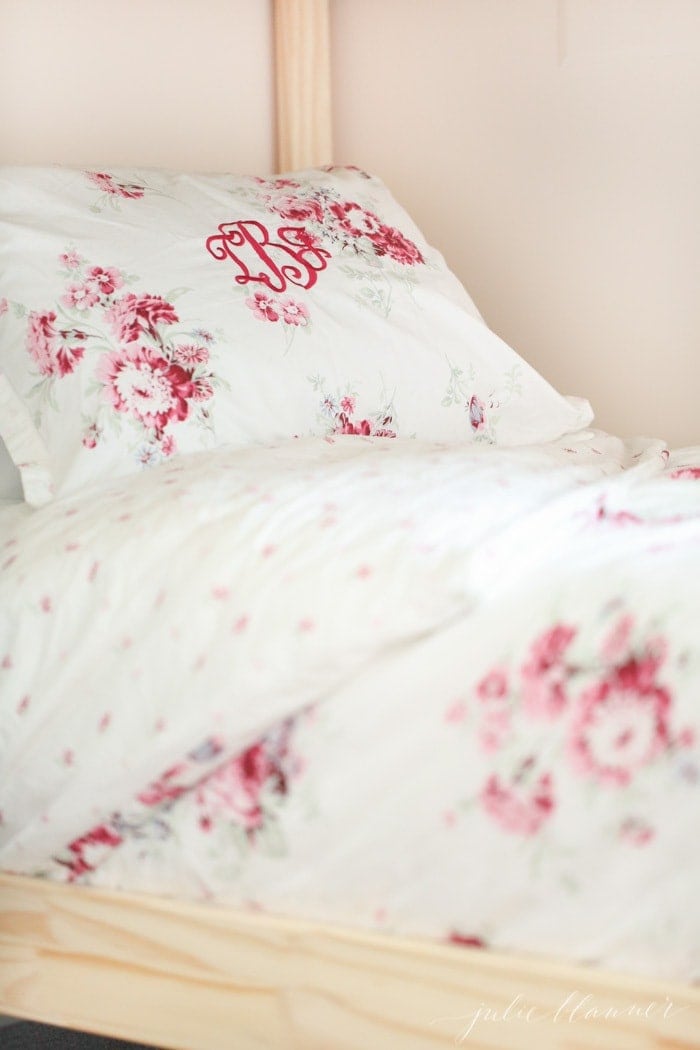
[0,165,592,504]
[0,435,23,502]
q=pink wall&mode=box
[0,0,274,172]
[331,0,700,447]
[1,0,698,446]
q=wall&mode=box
[331,0,700,446]
[0,0,274,172]
[1,0,698,446]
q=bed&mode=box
[1,2,699,1048]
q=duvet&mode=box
[1,431,699,982]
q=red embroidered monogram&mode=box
[206,220,331,293]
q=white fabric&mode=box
[0,165,591,504]
[1,433,699,982]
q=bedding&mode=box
[0,165,591,505]
[1,431,698,983]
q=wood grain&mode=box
[273,0,332,171]
[1,873,699,1050]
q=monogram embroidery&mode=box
[206,220,330,293]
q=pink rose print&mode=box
[57,823,123,881]
[329,200,383,238]
[271,195,324,224]
[173,343,209,366]
[475,668,511,751]
[333,407,396,438]
[569,650,672,786]
[59,250,81,269]
[106,293,179,343]
[280,297,309,326]
[195,722,300,840]
[601,613,635,663]
[0,297,8,318]
[468,395,486,432]
[86,171,145,199]
[520,624,577,720]
[192,377,214,401]
[86,265,123,297]
[448,932,486,949]
[23,257,201,460]
[369,223,425,265]
[335,415,373,436]
[161,433,177,456]
[27,311,87,377]
[670,466,700,480]
[619,817,655,846]
[196,743,277,833]
[82,423,101,449]
[246,291,280,323]
[481,761,555,835]
[97,347,196,438]
[340,395,356,415]
[137,763,188,807]
[62,283,100,311]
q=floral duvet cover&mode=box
[1,431,699,982]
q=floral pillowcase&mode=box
[0,165,592,505]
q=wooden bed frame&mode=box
[1,3,699,1047]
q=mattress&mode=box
[1,430,699,982]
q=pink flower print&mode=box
[476,669,508,700]
[97,347,195,436]
[82,423,101,449]
[520,623,576,720]
[137,763,188,806]
[136,444,160,466]
[335,414,373,436]
[369,223,425,265]
[196,741,286,834]
[62,282,100,311]
[329,201,383,238]
[601,613,634,663]
[280,297,309,326]
[294,228,323,250]
[86,171,145,199]
[475,669,511,751]
[448,932,486,949]
[468,395,486,432]
[670,466,700,480]
[340,395,356,415]
[25,308,57,375]
[0,297,8,317]
[481,766,555,835]
[160,433,177,457]
[27,311,87,377]
[676,726,696,749]
[192,328,214,345]
[59,249,81,269]
[569,656,672,786]
[85,265,123,297]
[173,343,209,366]
[192,377,214,402]
[445,698,467,724]
[246,291,280,322]
[105,293,179,343]
[61,823,123,881]
[272,195,324,224]
[619,817,654,846]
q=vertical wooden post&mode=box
[273,0,333,171]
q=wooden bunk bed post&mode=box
[273,0,333,170]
